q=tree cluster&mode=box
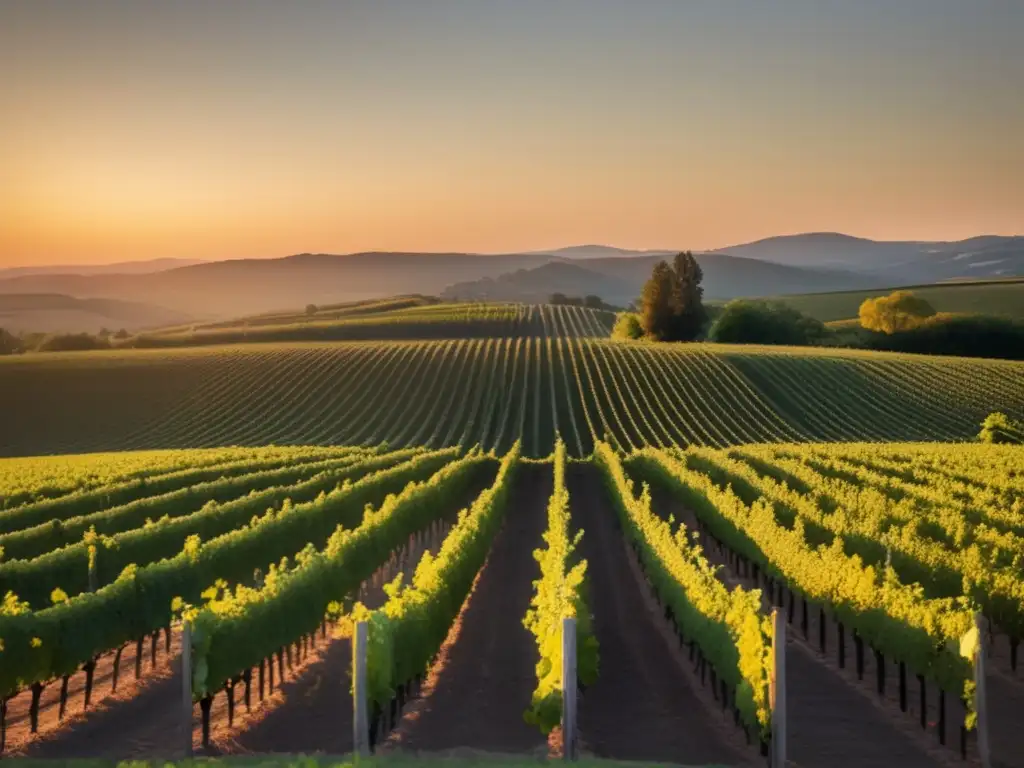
[639,252,707,341]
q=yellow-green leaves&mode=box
[524,439,598,734]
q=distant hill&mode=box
[526,245,676,260]
[711,233,1024,282]
[0,253,558,319]
[2,232,1020,321]
[443,254,879,305]
[0,257,206,279]
[0,293,194,334]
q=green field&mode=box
[772,278,1024,322]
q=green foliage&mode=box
[0,449,462,697]
[610,312,643,340]
[640,253,707,341]
[593,442,772,735]
[979,412,1024,444]
[360,444,521,707]
[709,300,825,345]
[188,450,494,697]
[859,290,936,334]
[0,448,417,607]
[523,439,598,733]
[631,447,979,726]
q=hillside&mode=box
[774,278,1024,322]
[1,304,1020,458]
[0,293,194,334]
[443,253,876,305]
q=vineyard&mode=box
[0,441,1021,768]
[2,299,1024,767]
[1,304,1022,459]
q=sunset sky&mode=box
[2,1,1023,267]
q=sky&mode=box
[2,1,1023,267]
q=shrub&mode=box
[708,300,825,346]
[859,290,936,334]
[611,312,643,340]
[978,412,1024,444]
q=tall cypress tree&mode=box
[669,251,707,341]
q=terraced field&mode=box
[1,303,1021,457]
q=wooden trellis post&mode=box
[182,621,193,758]
[771,610,787,768]
[562,617,578,761]
[353,621,370,756]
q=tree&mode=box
[669,251,707,341]
[113,328,130,340]
[859,290,936,334]
[583,295,604,310]
[640,261,676,340]
[305,304,318,316]
[640,252,707,341]
[709,300,825,345]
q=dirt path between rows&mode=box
[382,462,550,755]
[567,463,752,766]
[642,479,953,768]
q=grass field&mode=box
[772,278,1024,322]
[3,301,1024,766]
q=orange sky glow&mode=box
[2,2,1022,266]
